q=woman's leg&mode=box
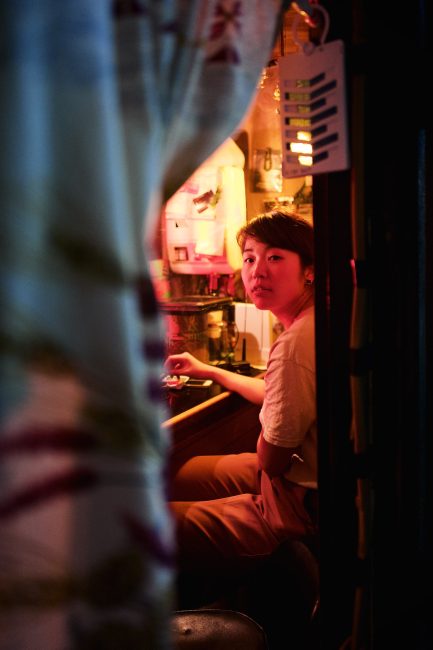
[169,453,317,607]
[171,490,281,608]
[169,452,265,607]
[169,452,259,501]
[170,456,315,567]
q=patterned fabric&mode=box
[0,1,281,648]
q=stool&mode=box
[172,608,269,649]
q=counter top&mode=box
[162,366,264,423]
[162,380,226,420]
[162,369,265,469]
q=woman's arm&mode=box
[165,352,265,405]
[257,430,300,478]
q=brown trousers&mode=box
[169,452,318,572]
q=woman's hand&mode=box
[165,352,265,405]
[164,352,211,379]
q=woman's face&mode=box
[241,237,313,319]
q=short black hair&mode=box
[236,211,314,269]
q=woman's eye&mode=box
[268,254,282,261]
[243,257,254,264]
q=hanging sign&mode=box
[279,7,350,178]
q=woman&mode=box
[165,211,318,601]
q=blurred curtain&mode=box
[0,1,281,648]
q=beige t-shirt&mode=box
[259,305,317,488]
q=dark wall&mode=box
[314,1,433,648]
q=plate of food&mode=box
[162,374,190,390]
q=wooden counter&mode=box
[163,385,262,470]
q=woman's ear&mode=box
[304,267,314,286]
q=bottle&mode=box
[220,304,239,362]
[207,311,223,362]
[207,322,221,362]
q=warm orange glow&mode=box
[288,117,311,127]
[298,155,313,166]
[297,130,311,141]
[290,142,312,154]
